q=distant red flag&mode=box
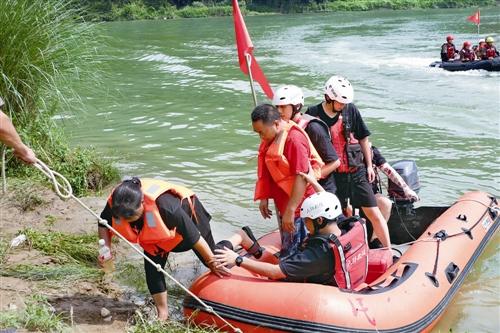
[232,0,273,99]
[467,10,480,25]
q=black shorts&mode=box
[334,168,377,209]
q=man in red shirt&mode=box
[252,104,316,257]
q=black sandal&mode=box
[242,226,264,259]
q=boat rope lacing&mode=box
[33,159,242,333]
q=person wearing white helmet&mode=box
[306,75,391,250]
[215,172,369,289]
[273,85,340,195]
[0,97,37,164]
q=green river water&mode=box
[66,7,499,332]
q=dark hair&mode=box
[111,177,143,219]
[312,216,339,234]
[251,104,280,125]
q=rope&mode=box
[33,159,242,333]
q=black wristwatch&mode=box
[235,256,244,267]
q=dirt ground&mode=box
[0,180,202,332]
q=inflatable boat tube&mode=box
[184,192,499,333]
[429,58,500,72]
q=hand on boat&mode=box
[259,199,272,219]
[214,247,239,270]
[207,256,231,277]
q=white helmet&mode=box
[324,75,354,104]
[272,85,304,107]
[300,191,342,220]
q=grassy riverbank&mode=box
[0,178,216,332]
[80,0,496,21]
[0,0,119,195]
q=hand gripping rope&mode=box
[33,159,242,333]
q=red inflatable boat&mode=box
[184,192,499,332]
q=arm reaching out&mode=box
[379,162,419,201]
[299,168,325,193]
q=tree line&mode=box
[74,0,495,21]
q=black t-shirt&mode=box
[306,103,371,141]
[371,146,387,194]
[304,120,338,194]
[371,146,386,167]
[279,235,335,285]
[99,192,213,253]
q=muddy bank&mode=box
[0,179,206,332]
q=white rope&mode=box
[33,159,242,333]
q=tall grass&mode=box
[23,228,99,265]
[0,0,119,195]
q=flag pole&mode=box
[245,53,258,107]
[477,9,480,35]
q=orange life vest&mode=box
[254,121,324,200]
[107,178,196,256]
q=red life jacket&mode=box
[461,48,475,61]
[294,113,330,139]
[254,121,324,200]
[486,45,498,58]
[329,218,368,289]
[107,178,197,256]
[330,113,361,173]
[446,43,456,60]
[310,217,368,289]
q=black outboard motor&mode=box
[388,160,420,202]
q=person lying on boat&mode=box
[441,35,459,62]
[459,41,476,62]
[482,36,499,60]
[215,172,371,290]
[97,177,229,321]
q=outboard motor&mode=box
[388,160,420,216]
[388,160,420,202]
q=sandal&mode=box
[242,226,264,259]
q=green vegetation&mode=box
[2,264,102,282]
[0,295,70,332]
[23,228,99,265]
[76,0,496,21]
[128,310,220,333]
[0,0,119,196]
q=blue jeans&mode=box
[278,216,307,258]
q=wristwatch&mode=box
[235,256,244,267]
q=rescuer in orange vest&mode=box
[98,177,229,320]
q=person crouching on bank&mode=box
[97,177,229,320]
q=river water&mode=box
[67,7,499,332]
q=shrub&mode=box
[0,0,119,196]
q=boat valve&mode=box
[456,214,467,222]
[434,230,448,241]
[488,207,498,220]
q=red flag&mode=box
[232,0,273,99]
[467,10,480,25]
